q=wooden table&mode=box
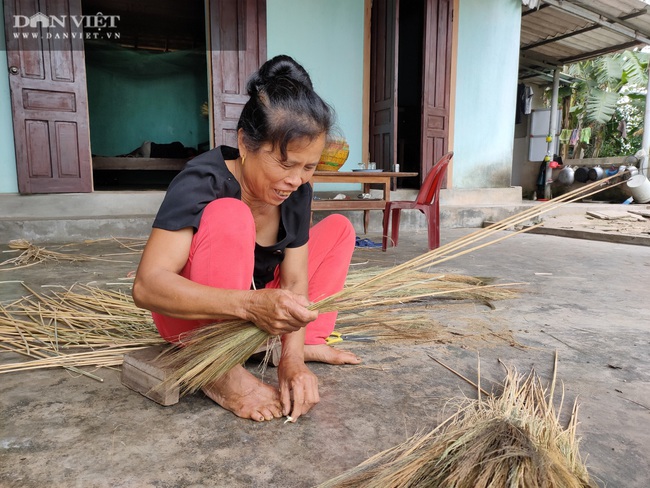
[311,171,418,233]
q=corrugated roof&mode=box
[520,0,650,84]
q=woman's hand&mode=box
[245,289,318,336]
[278,356,320,421]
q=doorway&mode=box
[82,0,209,189]
[396,0,425,189]
[369,0,452,190]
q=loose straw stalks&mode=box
[0,284,163,377]
[160,174,627,394]
[318,352,597,488]
[0,239,131,271]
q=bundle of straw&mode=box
[318,355,597,488]
[0,272,513,377]
[159,174,626,394]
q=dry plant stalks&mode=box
[160,174,624,394]
[0,239,131,271]
[318,354,597,488]
[0,284,163,377]
[0,273,508,377]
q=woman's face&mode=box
[241,133,326,206]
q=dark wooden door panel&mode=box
[421,0,452,184]
[369,0,398,171]
[25,120,52,176]
[5,0,92,193]
[210,0,266,148]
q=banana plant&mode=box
[563,50,649,157]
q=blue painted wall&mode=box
[0,1,18,194]
[452,0,521,189]
[267,0,365,172]
[85,46,210,156]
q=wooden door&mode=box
[5,0,92,194]
[369,0,398,171]
[209,0,266,148]
[420,0,452,183]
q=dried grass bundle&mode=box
[161,278,522,393]
[318,356,596,488]
[0,272,510,377]
[161,175,624,394]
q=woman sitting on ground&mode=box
[133,55,360,423]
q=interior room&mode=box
[82,0,209,189]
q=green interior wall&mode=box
[0,1,18,194]
[267,0,365,178]
[85,44,210,156]
[452,0,521,189]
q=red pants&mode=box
[152,198,356,345]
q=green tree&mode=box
[557,50,649,158]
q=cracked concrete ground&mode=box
[1,226,649,487]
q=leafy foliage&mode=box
[585,89,618,124]
[558,50,649,157]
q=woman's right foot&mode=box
[201,364,283,422]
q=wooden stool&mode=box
[121,345,179,406]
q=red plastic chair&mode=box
[382,152,453,251]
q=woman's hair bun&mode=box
[238,54,334,159]
[246,55,313,96]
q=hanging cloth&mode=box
[559,129,571,144]
[523,85,534,115]
[617,120,627,139]
[569,129,579,146]
[579,127,592,144]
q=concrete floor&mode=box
[1,227,649,487]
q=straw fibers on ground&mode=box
[318,355,597,488]
[0,237,145,272]
[0,284,164,379]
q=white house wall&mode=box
[452,0,521,189]
[0,0,18,194]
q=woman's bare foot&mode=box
[304,344,362,365]
[201,364,283,422]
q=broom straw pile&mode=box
[160,174,627,394]
[318,354,597,488]
[0,284,163,377]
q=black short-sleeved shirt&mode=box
[153,146,312,289]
